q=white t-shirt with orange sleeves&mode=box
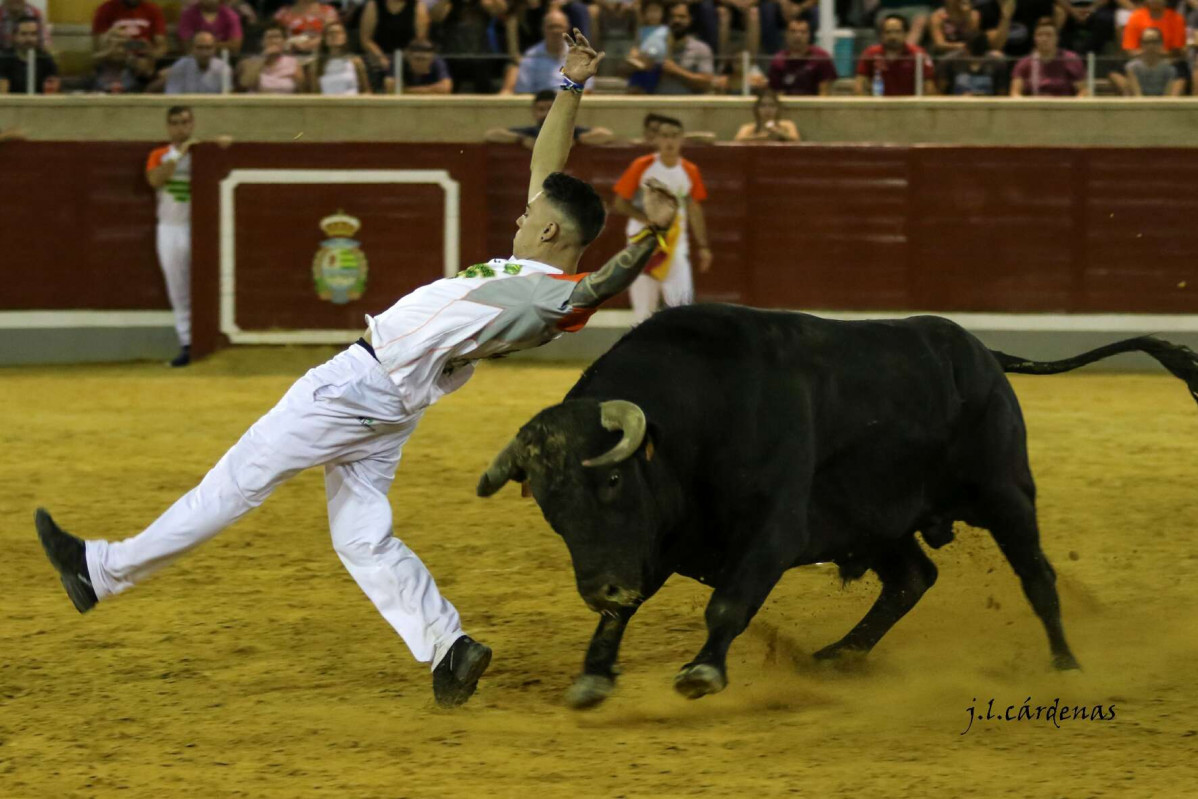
[366,258,595,415]
[613,153,708,266]
[145,145,191,227]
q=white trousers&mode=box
[156,223,191,347]
[629,255,694,323]
[84,345,464,669]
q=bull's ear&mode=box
[477,438,526,497]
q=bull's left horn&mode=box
[477,437,524,497]
[582,401,647,468]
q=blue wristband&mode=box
[560,75,585,94]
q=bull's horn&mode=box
[582,401,648,468]
[477,437,525,497]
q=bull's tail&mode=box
[990,336,1198,407]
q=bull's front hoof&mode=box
[812,643,867,663]
[565,674,615,710]
[673,664,726,699]
[1052,653,1082,671]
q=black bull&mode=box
[477,305,1198,709]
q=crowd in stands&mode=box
[1,0,1198,96]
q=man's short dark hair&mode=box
[16,14,40,30]
[542,172,606,246]
[882,13,909,33]
[788,17,810,32]
[167,105,193,120]
[966,31,989,57]
[533,89,557,104]
[655,114,684,131]
[407,39,435,53]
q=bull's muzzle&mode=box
[579,578,644,614]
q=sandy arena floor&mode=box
[1,347,1196,798]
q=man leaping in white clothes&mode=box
[34,30,679,709]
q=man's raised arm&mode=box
[528,30,604,203]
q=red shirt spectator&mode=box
[855,43,935,95]
[178,0,243,53]
[1011,50,1085,96]
[274,0,339,54]
[92,0,166,46]
[768,18,836,96]
[1121,1,1185,54]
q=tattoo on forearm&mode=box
[568,235,659,309]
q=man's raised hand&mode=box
[562,28,605,85]
[642,178,679,232]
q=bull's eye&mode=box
[607,471,621,487]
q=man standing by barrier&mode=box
[613,114,711,322]
[145,106,196,368]
[36,31,680,709]
[145,105,232,367]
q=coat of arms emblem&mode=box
[312,211,368,304]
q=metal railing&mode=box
[24,48,1195,98]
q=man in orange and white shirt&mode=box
[613,114,712,322]
[37,31,678,710]
[145,105,197,368]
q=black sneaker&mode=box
[432,635,492,708]
[169,346,191,368]
[34,508,98,614]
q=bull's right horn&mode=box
[582,400,647,468]
[477,437,525,497]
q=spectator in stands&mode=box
[733,89,799,141]
[0,16,58,94]
[0,0,49,51]
[92,0,168,61]
[854,14,936,95]
[274,0,341,55]
[589,0,637,51]
[398,39,453,93]
[624,0,668,91]
[871,0,931,47]
[501,9,591,94]
[237,24,304,93]
[506,0,594,62]
[1059,0,1119,56]
[485,87,613,145]
[767,17,835,95]
[1112,26,1184,94]
[158,31,233,93]
[1010,17,1086,95]
[929,0,981,55]
[307,20,371,93]
[715,0,760,64]
[975,0,1059,57]
[92,26,157,93]
[937,31,1008,94]
[440,0,507,93]
[654,2,724,94]
[178,0,243,56]
[359,0,429,76]
[1122,0,1185,56]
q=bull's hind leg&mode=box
[565,606,637,710]
[814,536,937,662]
[977,487,1080,670]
